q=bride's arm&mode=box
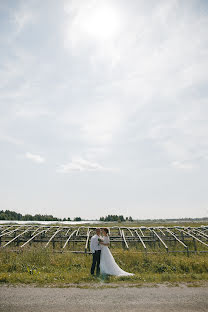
[99,241,109,246]
[99,237,110,246]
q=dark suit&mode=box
[91,250,101,275]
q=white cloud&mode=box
[57,157,115,173]
[62,0,208,159]
[25,152,45,164]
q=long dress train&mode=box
[100,236,134,276]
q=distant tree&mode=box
[74,217,82,221]
[99,215,134,222]
[63,218,67,221]
[0,209,64,222]
[23,214,33,221]
[0,211,6,220]
[118,215,125,222]
[0,210,24,220]
[100,215,125,222]
[33,214,42,221]
[67,217,71,221]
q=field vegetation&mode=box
[1,221,207,287]
[0,247,207,287]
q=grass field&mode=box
[0,247,207,287]
[0,221,207,287]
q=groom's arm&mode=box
[99,237,110,246]
[90,236,95,253]
[99,242,109,246]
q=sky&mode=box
[0,0,208,220]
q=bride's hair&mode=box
[103,228,109,235]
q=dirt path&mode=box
[0,285,208,312]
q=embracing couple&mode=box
[90,228,134,276]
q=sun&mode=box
[83,5,120,40]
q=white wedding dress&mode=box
[100,236,134,276]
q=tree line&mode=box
[0,210,82,222]
[99,215,133,222]
[0,210,134,222]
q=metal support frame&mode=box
[63,230,77,249]
[1,224,208,254]
[135,230,147,252]
[151,229,169,253]
[0,225,14,234]
[124,227,134,236]
[189,228,208,240]
[20,228,50,248]
[65,227,72,236]
[2,226,34,248]
[31,226,45,236]
[165,228,189,255]
[45,227,62,248]
[157,228,166,236]
[85,228,91,253]
[0,225,25,238]
[175,228,208,248]
[121,230,129,249]
[138,227,145,236]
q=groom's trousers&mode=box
[91,250,101,275]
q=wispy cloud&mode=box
[57,157,115,173]
[13,2,36,34]
[25,152,45,164]
[0,134,23,145]
[171,160,195,171]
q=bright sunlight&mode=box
[84,4,120,39]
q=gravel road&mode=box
[0,285,208,312]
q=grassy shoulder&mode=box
[0,248,208,287]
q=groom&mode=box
[90,228,102,276]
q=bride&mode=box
[99,228,134,276]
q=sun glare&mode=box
[84,5,119,39]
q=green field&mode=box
[0,221,207,287]
[0,247,207,287]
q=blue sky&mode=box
[0,0,208,219]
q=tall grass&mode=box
[0,248,207,286]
